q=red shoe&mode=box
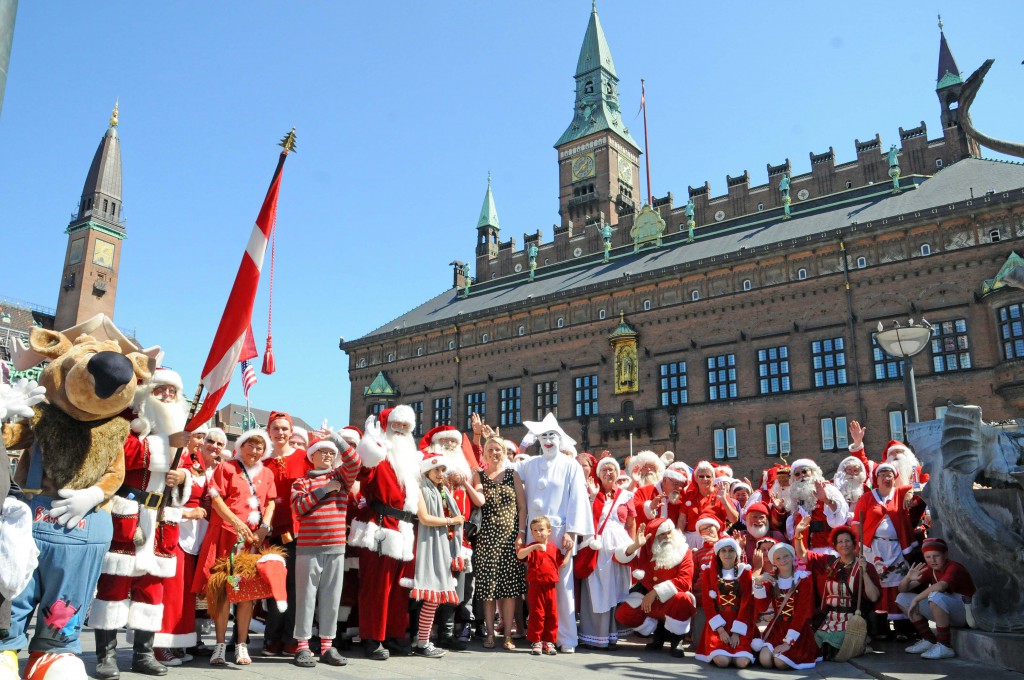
[283,642,299,655]
[154,648,182,666]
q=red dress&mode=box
[190,459,277,595]
[695,565,756,663]
[752,570,820,669]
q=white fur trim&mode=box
[127,601,164,632]
[694,516,719,531]
[624,591,645,609]
[161,506,183,523]
[784,628,800,644]
[614,545,637,564]
[153,631,197,648]
[88,599,130,630]
[708,614,727,631]
[752,583,767,599]
[399,577,414,589]
[664,616,691,635]
[634,616,658,636]
[730,620,748,636]
[109,494,140,517]
[347,519,414,561]
[144,436,173,491]
[588,537,601,550]
[233,430,273,460]
[789,458,819,475]
[643,500,656,519]
[387,404,416,427]
[152,554,177,579]
[101,550,138,577]
[167,469,191,508]
[628,450,665,476]
[257,553,285,566]
[663,468,687,483]
[275,601,288,613]
[653,580,677,603]
[751,638,765,652]
[131,417,149,437]
[246,510,261,526]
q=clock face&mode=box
[571,152,596,181]
[93,239,115,268]
[617,157,633,185]
[68,239,85,265]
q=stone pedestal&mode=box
[954,628,1024,672]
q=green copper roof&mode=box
[555,4,639,150]
[937,71,963,90]
[476,175,500,230]
[982,251,1024,296]
[363,371,399,397]
[609,312,638,339]
[936,29,962,90]
[576,2,616,78]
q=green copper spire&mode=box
[936,15,962,91]
[476,173,500,230]
[556,3,639,150]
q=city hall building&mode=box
[341,7,1024,479]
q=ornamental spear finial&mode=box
[109,98,119,127]
[279,127,297,154]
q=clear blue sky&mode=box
[1,2,1021,429]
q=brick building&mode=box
[341,7,1024,480]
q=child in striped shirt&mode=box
[290,438,361,668]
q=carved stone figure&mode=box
[959,60,1024,159]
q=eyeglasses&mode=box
[696,474,714,480]
[317,450,336,458]
[793,469,813,477]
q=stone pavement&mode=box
[15,630,1020,680]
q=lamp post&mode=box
[874,319,933,423]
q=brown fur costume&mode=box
[205,545,287,615]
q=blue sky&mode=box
[1,1,1021,429]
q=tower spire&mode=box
[476,172,499,229]
[936,16,962,90]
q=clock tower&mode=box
[555,2,641,230]
[54,103,126,331]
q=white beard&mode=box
[888,451,920,485]
[639,470,661,487]
[135,393,188,437]
[386,430,422,496]
[651,531,686,570]
[835,472,866,504]
[747,523,769,540]
[784,477,820,513]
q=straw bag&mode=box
[834,559,867,662]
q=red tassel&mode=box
[262,336,276,375]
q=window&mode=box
[856,256,867,269]
[846,181,853,189]
[598,309,607,320]
[481,333,489,344]
[535,381,558,420]
[574,375,599,417]
[872,335,904,381]
[757,203,764,211]
[820,416,849,451]
[518,325,526,336]
[811,337,848,387]
[464,391,486,430]
[765,422,791,457]
[920,244,931,256]
[358,358,366,368]
[103,199,108,212]
[643,299,652,311]
[432,396,452,426]
[797,268,807,280]
[417,347,423,357]
[742,279,752,291]
[757,346,791,394]
[691,290,700,301]
[370,403,386,417]
[557,317,565,328]
[448,340,456,350]
[935,158,944,168]
[934,405,948,420]
[931,319,971,372]
[707,354,738,401]
[499,386,521,426]
[714,427,737,460]
[990,229,1001,243]
[999,304,1024,359]
[387,353,394,362]
[410,401,424,437]
[659,361,688,406]
[889,409,906,442]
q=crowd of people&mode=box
[75,370,977,674]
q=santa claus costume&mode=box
[349,406,421,659]
[695,538,756,666]
[614,518,696,656]
[784,458,849,556]
[752,543,820,670]
[89,369,191,678]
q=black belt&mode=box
[116,484,163,510]
[371,500,416,524]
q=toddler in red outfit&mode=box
[516,516,568,656]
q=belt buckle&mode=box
[142,492,163,509]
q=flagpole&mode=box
[641,78,652,206]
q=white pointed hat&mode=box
[522,412,576,447]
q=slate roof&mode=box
[349,158,1024,346]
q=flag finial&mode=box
[279,127,297,154]
[937,14,943,30]
[109,98,119,127]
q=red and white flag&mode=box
[186,150,291,431]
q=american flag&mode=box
[241,360,257,400]
[185,140,292,431]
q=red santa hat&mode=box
[713,537,740,555]
[338,426,362,450]
[306,440,339,463]
[873,462,900,484]
[596,456,621,477]
[148,367,184,392]
[256,553,289,613]
[420,451,448,475]
[714,464,734,479]
[378,404,416,432]
[646,517,676,538]
[883,439,913,461]
[233,429,273,461]
[290,426,310,448]
[419,425,461,452]
[663,462,690,485]
[744,501,770,521]
[789,458,821,477]
[694,513,723,533]
[627,450,665,478]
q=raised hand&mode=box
[0,378,46,421]
[813,478,828,503]
[849,420,866,448]
[471,412,483,436]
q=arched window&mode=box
[935,158,944,168]
[643,299,652,311]
[448,340,456,350]
[845,181,853,189]
[990,229,1002,243]
[691,290,700,301]
[920,244,931,256]
[584,80,594,94]
[757,203,764,212]
[856,256,867,269]
[797,268,807,280]
[387,353,394,362]
[481,333,489,343]
[518,325,525,336]
[742,279,752,291]
[598,309,607,320]
[416,347,423,356]
[556,317,565,328]
[358,358,366,368]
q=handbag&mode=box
[834,559,867,661]
[573,489,620,580]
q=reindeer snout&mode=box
[88,351,135,399]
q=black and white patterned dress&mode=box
[474,468,527,599]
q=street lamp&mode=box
[874,319,934,423]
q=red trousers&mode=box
[92,573,164,631]
[357,550,410,642]
[526,583,558,644]
[615,591,696,631]
[155,548,197,648]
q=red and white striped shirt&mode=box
[290,445,361,552]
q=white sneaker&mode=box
[921,643,955,660]
[558,646,575,654]
[905,639,935,654]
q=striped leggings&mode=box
[418,602,438,645]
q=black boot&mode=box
[94,629,120,680]
[131,631,168,676]
[436,605,467,651]
[645,622,667,651]
[666,633,685,658]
